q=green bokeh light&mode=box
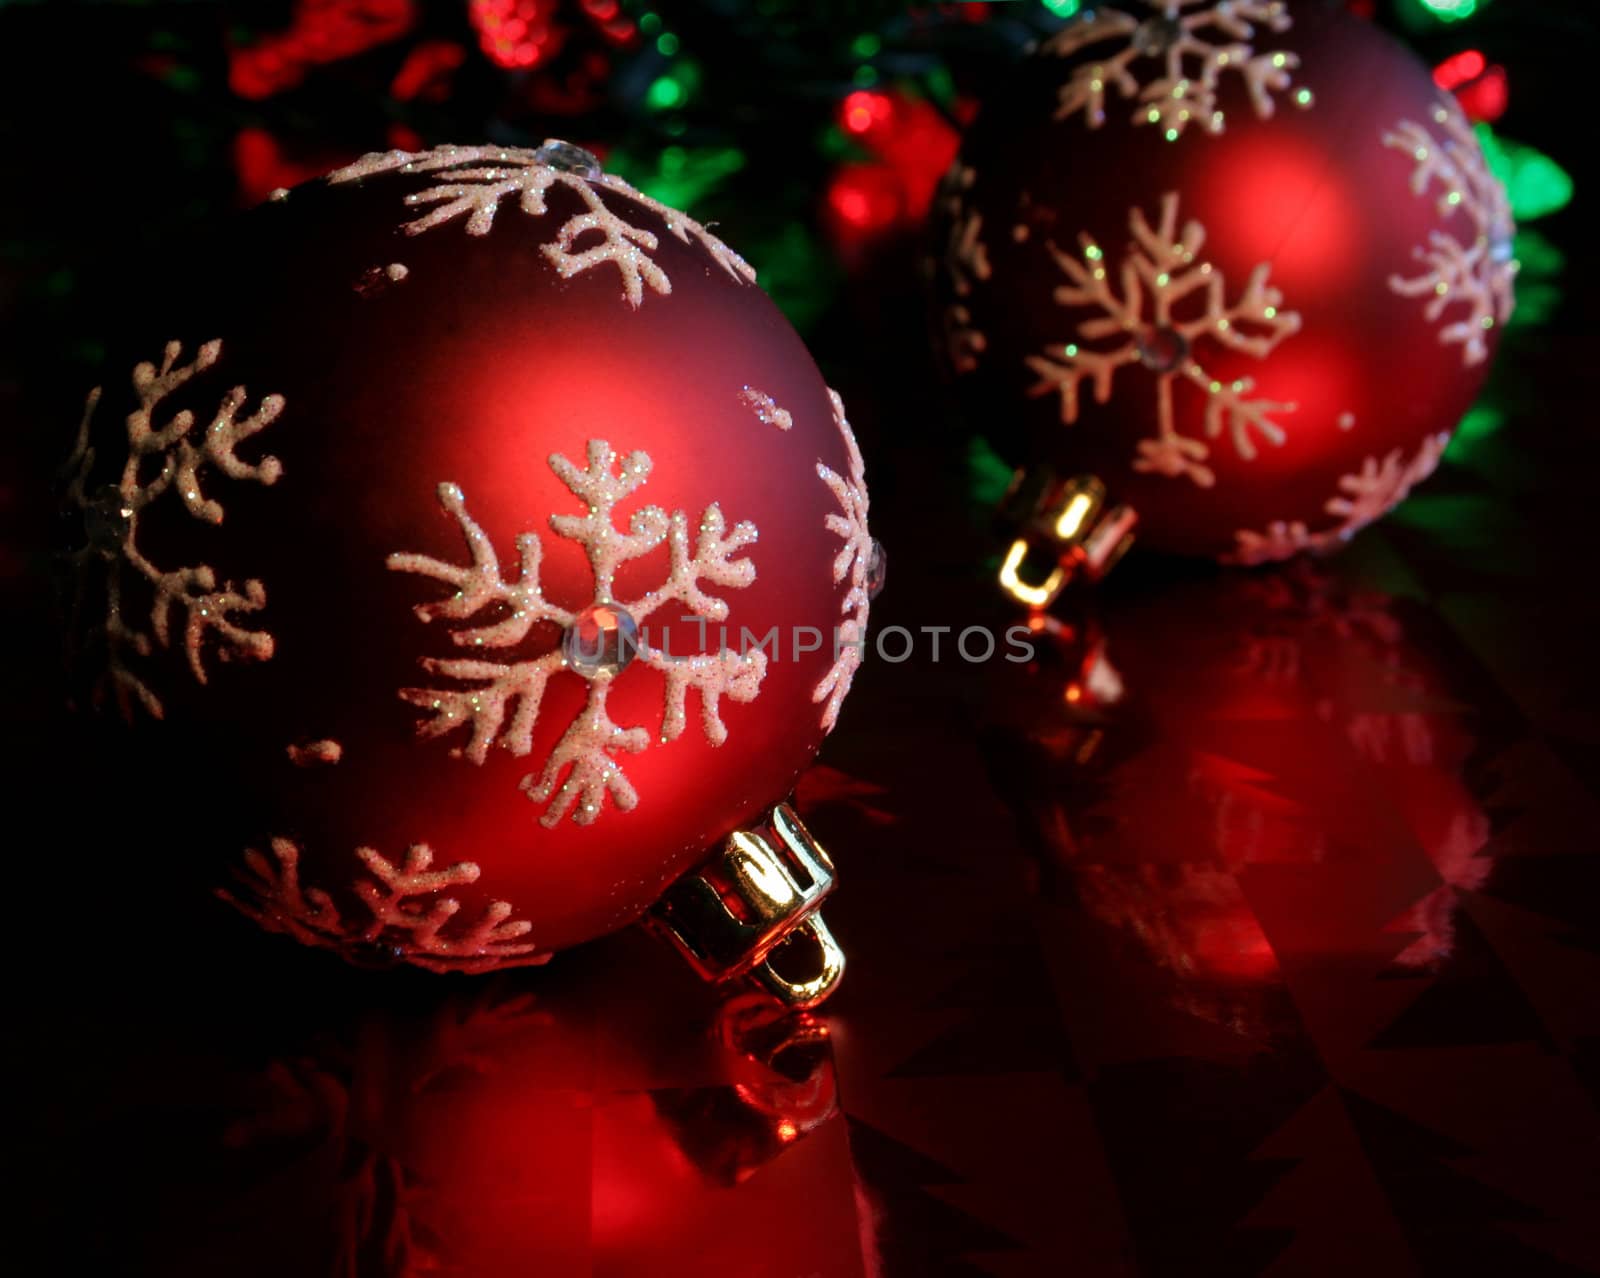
[1476,126,1574,222]
[1414,0,1480,21]
[966,436,1016,509]
[646,74,685,110]
[602,144,746,219]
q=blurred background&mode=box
[5,2,1599,1276]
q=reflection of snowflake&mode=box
[62,340,284,719]
[328,145,755,307]
[1026,192,1301,488]
[223,984,547,1274]
[219,838,548,974]
[1226,431,1450,565]
[1384,104,1516,367]
[1044,0,1309,140]
[814,391,871,732]
[390,441,767,826]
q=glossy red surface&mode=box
[934,2,1507,559]
[69,161,859,959]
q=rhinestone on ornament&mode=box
[866,539,887,599]
[1136,325,1191,374]
[562,603,641,678]
[533,139,602,178]
[84,484,133,557]
[1132,15,1184,57]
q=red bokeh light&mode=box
[840,89,893,138]
[827,164,903,234]
[229,0,415,100]
[1433,49,1485,89]
[1434,50,1509,122]
[1456,66,1509,123]
[827,89,960,242]
[468,0,563,70]
[469,0,635,72]
[232,128,355,206]
[389,40,466,102]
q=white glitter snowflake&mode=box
[739,387,792,431]
[1025,191,1302,488]
[328,145,755,308]
[814,390,871,732]
[219,838,547,974]
[1043,0,1309,140]
[62,339,284,719]
[389,441,767,826]
[1226,431,1451,565]
[1384,103,1517,367]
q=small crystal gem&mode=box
[1136,325,1191,373]
[1132,16,1184,57]
[562,603,641,678]
[533,139,602,178]
[866,539,887,599]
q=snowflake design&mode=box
[944,303,988,374]
[61,340,284,719]
[939,164,991,298]
[814,390,871,732]
[389,441,767,826]
[739,386,792,431]
[218,838,547,974]
[936,164,991,372]
[1025,192,1302,488]
[1226,431,1451,565]
[1384,103,1517,367]
[286,738,343,767]
[1043,0,1309,140]
[327,145,755,308]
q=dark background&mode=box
[5,2,1599,1275]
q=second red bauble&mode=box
[933,0,1515,562]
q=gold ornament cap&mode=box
[648,803,844,1009]
[997,469,1137,611]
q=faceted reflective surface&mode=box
[866,538,888,599]
[562,602,641,678]
[25,494,1600,1275]
[1132,15,1185,58]
[1135,324,1191,373]
[533,138,603,178]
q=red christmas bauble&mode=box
[62,142,873,974]
[933,0,1515,562]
